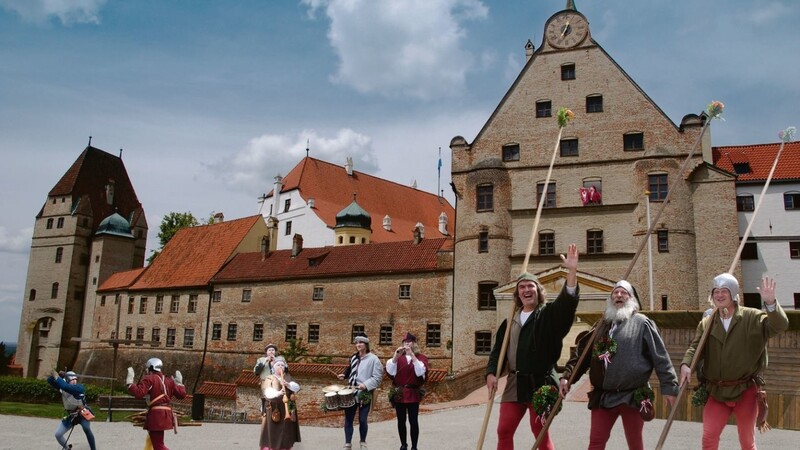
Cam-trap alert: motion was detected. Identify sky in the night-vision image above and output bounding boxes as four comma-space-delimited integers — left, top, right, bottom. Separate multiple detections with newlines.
0, 0, 798, 343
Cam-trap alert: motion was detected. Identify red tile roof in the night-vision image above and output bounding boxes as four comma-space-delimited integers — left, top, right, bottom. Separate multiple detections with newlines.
713, 141, 800, 182
48, 146, 145, 232
129, 215, 264, 290
235, 364, 447, 388
213, 238, 452, 283
197, 381, 237, 399
97, 268, 146, 292
271, 157, 454, 243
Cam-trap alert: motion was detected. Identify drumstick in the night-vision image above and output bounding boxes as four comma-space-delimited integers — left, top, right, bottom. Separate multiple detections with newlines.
325, 368, 340, 378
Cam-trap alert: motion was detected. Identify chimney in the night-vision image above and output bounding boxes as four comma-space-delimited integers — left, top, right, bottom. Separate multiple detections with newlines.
291, 234, 303, 257
383, 215, 392, 231
413, 223, 424, 245
271, 175, 283, 218
438, 211, 448, 235
213, 212, 224, 223
261, 236, 270, 261
345, 157, 354, 176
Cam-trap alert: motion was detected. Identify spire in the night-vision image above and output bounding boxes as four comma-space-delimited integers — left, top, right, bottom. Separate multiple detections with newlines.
306, 139, 310, 158
88, 135, 92, 147
566, 0, 576, 11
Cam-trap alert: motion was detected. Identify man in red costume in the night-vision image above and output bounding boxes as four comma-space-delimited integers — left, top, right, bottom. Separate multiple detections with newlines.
127, 357, 187, 450
386, 332, 429, 450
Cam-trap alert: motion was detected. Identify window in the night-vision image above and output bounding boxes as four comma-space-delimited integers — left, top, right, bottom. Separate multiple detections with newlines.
242, 289, 252, 302
478, 282, 498, 310
581, 180, 602, 205
502, 144, 520, 162
661, 295, 668, 311
285, 221, 292, 236
139, 297, 148, 314
136, 327, 144, 346
285, 324, 297, 342
211, 323, 222, 341
742, 293, 761, 309
308, 324, 320, 343
170, 295, 180, 313
478, 231, 489, 253
648, 174, 668, 201
51, 282, 59, 299
349, 236, 356, 244
57, 217, 64, 228
399, 284, 411, 299
476, 184, 493, 212
125, 327, 132, 341
351, 325, 365, 342
475, 331, 492, 355
155, 295, 164, 314
426, 323, 441, 347
380, 325, 393, 345
784, 192, 800, 210
46, 218, 54, 229
227, 323, 238, 341
188, 294, 198, 313
560, 139, 578, 157
253, 323, 264, 341
100, 295, 105, 306
536, 100, 552, 118
587, 230, 604, 254
657, 230, 669, 253
55, 247, 63, 263
539, 231, 555, 255
212, 290, 221, 302
284, 198, 291, 213
313, 286, 324, 301
29, 289, 36, 301
537, 182, 556, 208
586, 95, 603, 113
737, 194, 755, 211
794, 293, 800, 309
127, 297, 135, 314
74, 290, 84, 302
183, 328, 194, 348
151, 328, 161, 345
623, 133, 644, 151
741, 242, 758, 260
561, 63, 575, 80
790, 242, 800, 259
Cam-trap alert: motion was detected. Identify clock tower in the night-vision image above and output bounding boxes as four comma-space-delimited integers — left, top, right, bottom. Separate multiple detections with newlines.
543, 0, 591, 51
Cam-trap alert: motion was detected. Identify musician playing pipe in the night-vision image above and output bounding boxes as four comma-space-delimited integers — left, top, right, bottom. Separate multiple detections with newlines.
259, 355, 301, 450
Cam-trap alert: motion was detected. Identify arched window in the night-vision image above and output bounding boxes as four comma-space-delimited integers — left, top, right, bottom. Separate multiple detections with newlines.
29, 289, 36, 301
51, 282, 59, 299
55, 247, 63, 263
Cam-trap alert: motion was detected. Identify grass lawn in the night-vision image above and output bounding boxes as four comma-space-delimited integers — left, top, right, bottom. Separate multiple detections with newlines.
0, 401, 119, 422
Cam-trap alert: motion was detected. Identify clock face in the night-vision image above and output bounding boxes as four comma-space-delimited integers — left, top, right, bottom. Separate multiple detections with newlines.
546, 12, 589, 49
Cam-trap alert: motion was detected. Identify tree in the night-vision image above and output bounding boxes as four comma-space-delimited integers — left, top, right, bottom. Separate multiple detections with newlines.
0, 342, 10, 375
147, 212, 199, 264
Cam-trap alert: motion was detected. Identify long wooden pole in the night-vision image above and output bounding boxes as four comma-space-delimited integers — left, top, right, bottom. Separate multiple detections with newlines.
476, 123, 566, 450
532, 103, 722, 450
655, 126, 793, 449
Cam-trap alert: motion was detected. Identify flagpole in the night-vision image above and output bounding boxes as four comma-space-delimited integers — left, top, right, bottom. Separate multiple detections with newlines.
646, 191, 654, 310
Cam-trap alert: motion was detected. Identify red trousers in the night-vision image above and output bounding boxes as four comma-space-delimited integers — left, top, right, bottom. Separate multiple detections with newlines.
701, 385, 758, 450
588, 404, 644, 450
148, 430, 167, 450
496, 402, 554, 450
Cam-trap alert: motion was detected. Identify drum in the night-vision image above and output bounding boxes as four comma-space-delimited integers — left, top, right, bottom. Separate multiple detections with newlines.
322, 384, 344, 393
324, 391, 340, 410
337, 388, 356, 408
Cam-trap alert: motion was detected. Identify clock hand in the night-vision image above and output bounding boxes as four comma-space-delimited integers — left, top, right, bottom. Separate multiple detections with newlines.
560, 22, 570, 38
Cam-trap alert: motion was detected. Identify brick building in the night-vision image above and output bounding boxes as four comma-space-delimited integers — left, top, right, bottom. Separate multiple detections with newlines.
16, 145, 147, 378
449, 2, 739, 372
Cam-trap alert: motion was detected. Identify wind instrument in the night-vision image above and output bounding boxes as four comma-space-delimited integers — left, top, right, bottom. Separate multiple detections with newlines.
281, 371, 292, 421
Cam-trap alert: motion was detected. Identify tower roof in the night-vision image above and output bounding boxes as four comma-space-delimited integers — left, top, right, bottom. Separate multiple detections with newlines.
335, 198, 371, 229
95, 212, 133, 238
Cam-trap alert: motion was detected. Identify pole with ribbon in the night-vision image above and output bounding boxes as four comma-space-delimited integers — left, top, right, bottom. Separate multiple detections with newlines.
476, 107, 575, 450
532, 101, 726, 450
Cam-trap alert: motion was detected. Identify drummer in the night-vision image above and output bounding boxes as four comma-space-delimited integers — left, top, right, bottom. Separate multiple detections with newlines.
337, 332, 384, 450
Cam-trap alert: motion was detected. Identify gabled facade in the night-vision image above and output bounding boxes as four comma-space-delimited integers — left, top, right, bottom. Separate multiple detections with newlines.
714, 141, 800, 309
262, 156, 454, 249
449, 2, 739, 372
17, 145, 147, 377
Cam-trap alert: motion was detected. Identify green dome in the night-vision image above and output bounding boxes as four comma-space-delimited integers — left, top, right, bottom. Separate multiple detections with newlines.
335, 200, 371, 229
95, 212, 133, 237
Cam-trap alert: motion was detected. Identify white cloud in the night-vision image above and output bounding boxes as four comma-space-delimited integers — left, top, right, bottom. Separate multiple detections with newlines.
210, 128, 379, 193
301, 0, 488, 100
0, 226, 31, 254
0, 0, 106, 25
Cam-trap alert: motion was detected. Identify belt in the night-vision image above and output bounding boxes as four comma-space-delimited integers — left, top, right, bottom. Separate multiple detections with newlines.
150, 405, 173, 411
707, 376, 753, 388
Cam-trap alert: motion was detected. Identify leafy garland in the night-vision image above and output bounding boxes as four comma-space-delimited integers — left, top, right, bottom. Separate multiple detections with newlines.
357, 390, 372, 406
531, 385, 562, 421
592, 335, 618, 368
388, 385, 402, 404
556, 107, 576, 128
633, 385, 653, 404
691, 384, 709, 407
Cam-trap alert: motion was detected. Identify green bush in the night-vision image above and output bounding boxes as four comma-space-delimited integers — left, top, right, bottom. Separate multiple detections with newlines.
0, 376, 113, 403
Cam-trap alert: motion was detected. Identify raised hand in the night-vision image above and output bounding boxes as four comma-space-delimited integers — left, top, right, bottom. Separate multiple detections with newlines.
756, 276, 777, 305
126, 367, 135, 385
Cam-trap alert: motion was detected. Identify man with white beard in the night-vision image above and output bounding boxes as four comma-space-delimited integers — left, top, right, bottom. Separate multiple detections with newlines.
559, 280, 678, 450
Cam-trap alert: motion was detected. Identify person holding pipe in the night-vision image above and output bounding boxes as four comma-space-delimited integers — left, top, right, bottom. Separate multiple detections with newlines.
680, 274, 788, 450
485, 243, 579, 450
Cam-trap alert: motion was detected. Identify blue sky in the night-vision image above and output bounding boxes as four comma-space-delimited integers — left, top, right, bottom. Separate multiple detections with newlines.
1, 0, 798, 343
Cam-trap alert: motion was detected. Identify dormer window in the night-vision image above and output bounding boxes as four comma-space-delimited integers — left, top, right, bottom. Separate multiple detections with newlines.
732, 162, 752, 175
